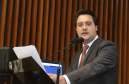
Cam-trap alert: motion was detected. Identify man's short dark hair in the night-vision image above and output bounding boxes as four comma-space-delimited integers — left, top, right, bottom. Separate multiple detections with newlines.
75, 9, 98, 28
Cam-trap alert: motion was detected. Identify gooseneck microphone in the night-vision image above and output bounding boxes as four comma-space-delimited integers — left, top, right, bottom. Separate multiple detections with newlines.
56, 37, 84, 84
45, 37, 83, 60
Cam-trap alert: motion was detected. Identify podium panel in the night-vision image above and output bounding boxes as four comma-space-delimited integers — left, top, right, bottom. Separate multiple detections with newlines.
12, 57, 55, 84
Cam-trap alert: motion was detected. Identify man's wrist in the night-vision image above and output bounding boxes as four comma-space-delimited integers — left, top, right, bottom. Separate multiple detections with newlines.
59, 76, 67, 84
63, 75, 71, 84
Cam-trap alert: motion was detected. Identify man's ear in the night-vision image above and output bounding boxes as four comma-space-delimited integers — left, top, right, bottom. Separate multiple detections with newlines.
76, 27, 77, 31
95, 26, 98, 31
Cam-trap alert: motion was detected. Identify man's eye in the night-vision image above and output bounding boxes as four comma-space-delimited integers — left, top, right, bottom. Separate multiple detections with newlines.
78, 23, 83, 27
86, 22, 92, 26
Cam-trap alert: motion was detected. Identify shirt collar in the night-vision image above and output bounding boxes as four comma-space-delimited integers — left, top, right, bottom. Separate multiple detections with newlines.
83, 35, 98, 47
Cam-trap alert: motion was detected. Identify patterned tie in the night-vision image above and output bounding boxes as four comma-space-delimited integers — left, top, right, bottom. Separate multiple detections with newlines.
79, 45, 89, 68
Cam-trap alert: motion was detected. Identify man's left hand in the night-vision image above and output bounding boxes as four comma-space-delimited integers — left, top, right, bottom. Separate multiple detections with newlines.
48, 74, 67, 84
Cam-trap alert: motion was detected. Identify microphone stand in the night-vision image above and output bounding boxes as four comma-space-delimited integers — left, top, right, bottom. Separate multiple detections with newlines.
56, 43, 75, 84
45, 38, 77, 60
45, 43, 71, 60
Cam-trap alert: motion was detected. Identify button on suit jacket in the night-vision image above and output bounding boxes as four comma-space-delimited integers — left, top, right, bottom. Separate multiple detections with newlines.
65, 37, 119, 84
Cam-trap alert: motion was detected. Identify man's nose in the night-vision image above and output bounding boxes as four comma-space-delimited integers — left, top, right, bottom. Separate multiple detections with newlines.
82, 24, 87, 30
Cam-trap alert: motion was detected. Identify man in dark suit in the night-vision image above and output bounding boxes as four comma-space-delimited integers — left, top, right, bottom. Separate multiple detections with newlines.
48, 9, 119, 84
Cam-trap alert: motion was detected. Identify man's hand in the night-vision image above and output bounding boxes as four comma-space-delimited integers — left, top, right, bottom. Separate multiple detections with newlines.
48, 74, 67, 84
48, 74, 57, 83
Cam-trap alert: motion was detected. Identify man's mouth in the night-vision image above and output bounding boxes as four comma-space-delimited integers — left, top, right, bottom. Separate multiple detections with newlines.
82, 32, 89, 35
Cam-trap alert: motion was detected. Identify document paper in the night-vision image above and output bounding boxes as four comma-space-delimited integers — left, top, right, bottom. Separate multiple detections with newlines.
13, 45, 46, 72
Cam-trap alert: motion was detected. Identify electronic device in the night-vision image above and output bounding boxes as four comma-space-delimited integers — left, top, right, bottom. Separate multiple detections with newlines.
42, 60, 65, 75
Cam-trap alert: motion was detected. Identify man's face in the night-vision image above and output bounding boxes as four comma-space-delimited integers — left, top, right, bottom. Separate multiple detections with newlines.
76, 14, 98, 44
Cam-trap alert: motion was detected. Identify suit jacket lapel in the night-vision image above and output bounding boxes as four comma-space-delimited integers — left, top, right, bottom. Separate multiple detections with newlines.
82, 37, 103, 65
72, 49, 82, 70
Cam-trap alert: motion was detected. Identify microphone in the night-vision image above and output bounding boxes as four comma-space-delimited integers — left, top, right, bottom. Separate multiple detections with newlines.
76, 37, 84, 43
45, 37, 83, 60
70, 37, 77, 44
56, 37, 84, 84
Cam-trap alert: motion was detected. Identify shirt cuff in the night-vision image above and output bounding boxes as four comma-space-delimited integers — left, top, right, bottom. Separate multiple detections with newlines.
63, 75, 71, 84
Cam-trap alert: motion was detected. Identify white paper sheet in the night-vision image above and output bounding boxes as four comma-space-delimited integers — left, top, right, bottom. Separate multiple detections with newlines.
13, 45, 46, 72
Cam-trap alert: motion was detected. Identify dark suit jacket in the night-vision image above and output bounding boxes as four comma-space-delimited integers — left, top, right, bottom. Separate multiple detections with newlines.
65, 37, 119, 84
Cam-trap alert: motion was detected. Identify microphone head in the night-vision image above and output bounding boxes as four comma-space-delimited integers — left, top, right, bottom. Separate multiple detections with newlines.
77, 37, 84, 43
70, 38, 77, 44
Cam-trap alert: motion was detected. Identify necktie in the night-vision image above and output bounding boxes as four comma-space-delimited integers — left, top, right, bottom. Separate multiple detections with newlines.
79, 45, 89, 68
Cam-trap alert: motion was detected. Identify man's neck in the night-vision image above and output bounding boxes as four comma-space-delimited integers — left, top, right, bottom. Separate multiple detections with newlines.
83, 35, 98, 46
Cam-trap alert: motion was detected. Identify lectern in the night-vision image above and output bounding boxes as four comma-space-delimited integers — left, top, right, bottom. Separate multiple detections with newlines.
10, 57, 55, 84
0, 47, 55, 84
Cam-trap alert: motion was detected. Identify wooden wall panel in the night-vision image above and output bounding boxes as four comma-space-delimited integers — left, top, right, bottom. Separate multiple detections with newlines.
47, 0, 55, 60
108, 0, 113, 41
30, 0, 38, 45
98, 0, 103, 36
0, 0, 7, 46
58, 0, 67, 61
83, 0, 88, 9
70, 0, 77, 62
64, 0, 72, 70
0, 0, 2, 27
11, 0, 20, 47
17, 0, 26, 46
5, 0, 13, 46
0, 0, 129, 84
76, 0, 82, 54
93, 0, 98, 17
53, 0, 61, 61
41, 0, 49, 59
118, 0, 123, 83
121, 0, 127, 83
78, 0, 83, 10
36, 0, 44, 55
113, 0, 118, 45
103, 0, 108, 40
127, 1, 129, 83
24, 0, 32, 46
88, 0, 93, 11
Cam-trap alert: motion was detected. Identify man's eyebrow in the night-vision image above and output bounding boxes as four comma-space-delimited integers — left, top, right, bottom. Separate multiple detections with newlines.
77, 21, 92, 23
78, 22, 82, 23
77, 22, 83, 24
85, 21, 92, 23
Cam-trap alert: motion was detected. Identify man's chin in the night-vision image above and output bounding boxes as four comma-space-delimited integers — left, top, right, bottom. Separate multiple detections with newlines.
79, 36, 89, 41
82, 37, 89, 40
83, 38, 91, 43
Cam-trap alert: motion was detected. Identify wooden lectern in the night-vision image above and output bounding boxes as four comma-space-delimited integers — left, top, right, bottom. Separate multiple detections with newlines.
10, 57, 55, 84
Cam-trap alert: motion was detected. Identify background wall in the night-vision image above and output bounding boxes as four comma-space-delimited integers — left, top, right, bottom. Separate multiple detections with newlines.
0, 0, 129, 84
0, 0, 2, 28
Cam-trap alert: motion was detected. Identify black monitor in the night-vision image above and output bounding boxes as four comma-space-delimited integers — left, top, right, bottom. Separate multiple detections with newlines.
0, 47, 17, 73
42, 60, 65, 75
0, 47, 17, 83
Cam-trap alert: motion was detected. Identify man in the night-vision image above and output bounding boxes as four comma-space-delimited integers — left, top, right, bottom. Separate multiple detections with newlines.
48, 9, 119, 84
